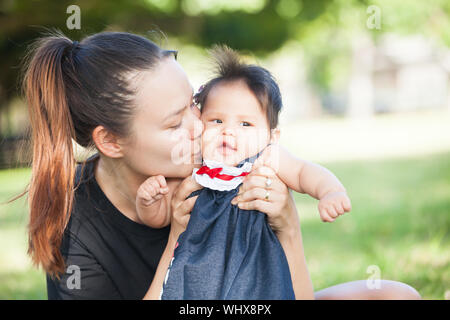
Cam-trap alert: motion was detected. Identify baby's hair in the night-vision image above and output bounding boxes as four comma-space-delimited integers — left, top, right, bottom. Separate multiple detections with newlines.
194, 45, 282, 129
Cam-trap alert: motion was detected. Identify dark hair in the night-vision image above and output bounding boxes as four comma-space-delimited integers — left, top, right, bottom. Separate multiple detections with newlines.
194, 45, 282, 129
20, 30, 176, 278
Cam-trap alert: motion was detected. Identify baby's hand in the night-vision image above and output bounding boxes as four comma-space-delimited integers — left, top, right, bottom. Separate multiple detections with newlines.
136, 175, 169, 208
318, 191, 352, 222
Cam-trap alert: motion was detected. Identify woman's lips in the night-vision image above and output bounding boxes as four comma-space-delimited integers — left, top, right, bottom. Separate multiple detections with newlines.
191, 141, 203, 164
192, 150, 202, 163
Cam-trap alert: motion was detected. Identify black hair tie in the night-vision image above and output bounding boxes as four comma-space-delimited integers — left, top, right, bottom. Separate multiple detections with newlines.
68, 40, 80, 61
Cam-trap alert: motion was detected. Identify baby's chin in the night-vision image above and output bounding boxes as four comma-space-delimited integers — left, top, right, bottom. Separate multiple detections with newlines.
202, 151, 246, 167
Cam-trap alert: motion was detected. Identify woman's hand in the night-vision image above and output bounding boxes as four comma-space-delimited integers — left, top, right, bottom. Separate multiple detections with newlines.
169, 176, 202, 241
232, 165, 298, 236
231, 144, 299, 235
143, 176, 202, 300
231, 146, 314, 299
231, 145, 300, 237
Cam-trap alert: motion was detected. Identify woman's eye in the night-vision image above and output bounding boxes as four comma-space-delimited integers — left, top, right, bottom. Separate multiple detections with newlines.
240, 121, 251, 127
212, 119, 222, 124
170, 121, 182, 129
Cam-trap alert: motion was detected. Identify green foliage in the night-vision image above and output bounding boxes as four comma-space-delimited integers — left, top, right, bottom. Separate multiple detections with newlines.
0, 0, 449, 115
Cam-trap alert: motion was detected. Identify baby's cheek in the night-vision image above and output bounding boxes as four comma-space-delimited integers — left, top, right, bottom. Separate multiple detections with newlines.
238, 130, 270, 157
202, 126, 219, 145
201, 126, 219, 156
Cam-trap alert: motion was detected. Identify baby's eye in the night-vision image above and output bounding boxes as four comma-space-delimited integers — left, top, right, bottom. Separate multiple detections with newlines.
240, 121, 252, 127
211, 119, 222, 124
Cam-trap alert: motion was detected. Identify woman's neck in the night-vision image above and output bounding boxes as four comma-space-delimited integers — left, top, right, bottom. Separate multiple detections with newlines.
94, 156, 143, 223
94, 155, 183, 225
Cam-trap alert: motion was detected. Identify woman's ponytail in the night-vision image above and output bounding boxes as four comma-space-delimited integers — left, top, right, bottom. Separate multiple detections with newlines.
23, 35, 77, 278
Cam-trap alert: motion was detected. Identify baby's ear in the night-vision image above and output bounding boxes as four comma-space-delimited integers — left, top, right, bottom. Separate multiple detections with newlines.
270, 128, 280, 144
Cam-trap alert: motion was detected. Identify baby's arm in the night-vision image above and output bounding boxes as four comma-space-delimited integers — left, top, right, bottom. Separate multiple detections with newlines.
136, 175, 171, 228
262, 145, 351, 222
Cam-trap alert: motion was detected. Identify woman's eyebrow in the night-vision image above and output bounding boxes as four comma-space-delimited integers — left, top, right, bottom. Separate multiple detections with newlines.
165, 89, 194, 121
164, 106, 186, 121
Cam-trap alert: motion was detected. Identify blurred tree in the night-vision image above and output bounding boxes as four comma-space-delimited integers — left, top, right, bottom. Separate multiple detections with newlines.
0, 0, 449, 126
0, 0, 334, 117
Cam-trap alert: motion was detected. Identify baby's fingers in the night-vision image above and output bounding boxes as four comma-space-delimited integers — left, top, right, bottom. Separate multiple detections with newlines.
319, 206, 335, 222
160, 187, 170, 194
138, 182, 157, 199
328, 207, 339, 219
155, 175, 167, 188
148, 176, 169, 195
153, 194, 164, 201
151, 177, 169, 195
334, 202, 345, 215
343, 197, 352, 212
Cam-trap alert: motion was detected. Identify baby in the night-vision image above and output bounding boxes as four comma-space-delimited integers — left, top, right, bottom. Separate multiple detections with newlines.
136, 46, 351, 228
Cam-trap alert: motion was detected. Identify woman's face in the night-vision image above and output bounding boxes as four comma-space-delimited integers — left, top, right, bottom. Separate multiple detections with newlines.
120, 57, 203, 178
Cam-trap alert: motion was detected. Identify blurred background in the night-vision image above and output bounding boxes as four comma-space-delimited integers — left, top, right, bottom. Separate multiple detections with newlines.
0, 0, 449, 299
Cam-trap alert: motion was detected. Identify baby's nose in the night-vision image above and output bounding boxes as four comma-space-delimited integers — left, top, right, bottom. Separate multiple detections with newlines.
222, 125, 236, 136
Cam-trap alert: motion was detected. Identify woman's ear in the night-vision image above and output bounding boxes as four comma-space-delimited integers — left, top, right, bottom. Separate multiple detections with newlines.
92, 125, 124, 158
270, 128, 280, 144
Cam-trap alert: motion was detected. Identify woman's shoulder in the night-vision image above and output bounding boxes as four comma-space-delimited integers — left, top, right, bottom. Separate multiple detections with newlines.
71, 153, 103, 222
66, 153, 111, 246
74, 152, 99, 186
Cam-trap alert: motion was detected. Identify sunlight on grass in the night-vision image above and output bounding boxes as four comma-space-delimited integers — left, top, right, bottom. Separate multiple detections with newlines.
280, 109, 450, 163
0, 167, 47, 299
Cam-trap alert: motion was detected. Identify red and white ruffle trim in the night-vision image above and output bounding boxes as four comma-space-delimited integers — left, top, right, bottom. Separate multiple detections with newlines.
192, 159, 253, 191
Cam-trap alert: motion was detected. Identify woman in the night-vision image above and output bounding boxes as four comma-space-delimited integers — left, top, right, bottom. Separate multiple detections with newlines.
21, 31, 420, 300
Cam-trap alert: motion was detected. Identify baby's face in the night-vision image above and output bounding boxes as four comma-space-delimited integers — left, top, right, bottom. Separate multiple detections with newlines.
200, 80, 272, 167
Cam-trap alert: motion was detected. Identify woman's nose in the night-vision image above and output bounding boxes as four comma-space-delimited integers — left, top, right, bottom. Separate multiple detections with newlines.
188, 108, 203, 141
191, 103, 201, 118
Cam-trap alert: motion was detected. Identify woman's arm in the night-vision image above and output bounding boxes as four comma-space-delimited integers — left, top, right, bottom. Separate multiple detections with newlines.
259, 144, 346, 198
274, 190, 314, 299
142, 232, 178, 299
255, 144, 351, 222
142, 176, 202, 299
232, 165, 314, 299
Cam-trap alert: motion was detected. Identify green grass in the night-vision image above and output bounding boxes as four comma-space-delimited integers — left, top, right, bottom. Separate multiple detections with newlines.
0, 152, 449, 299
295, 151, 450, 299
0, 167, 46, 299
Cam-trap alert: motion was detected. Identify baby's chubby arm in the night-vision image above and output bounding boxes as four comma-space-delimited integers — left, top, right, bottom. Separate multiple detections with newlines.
136, 175, 171, 228
258, 145, 351, 222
